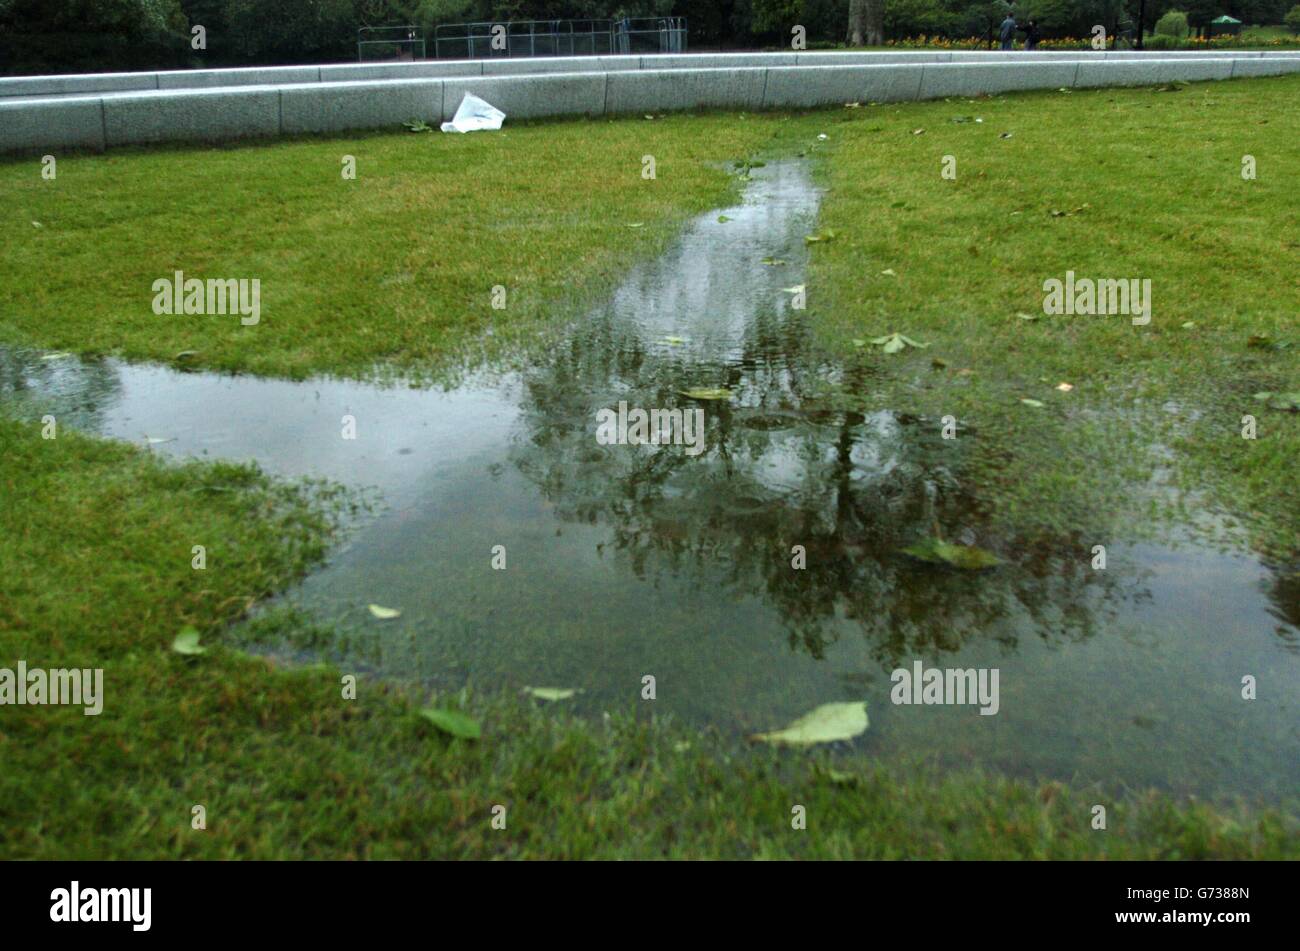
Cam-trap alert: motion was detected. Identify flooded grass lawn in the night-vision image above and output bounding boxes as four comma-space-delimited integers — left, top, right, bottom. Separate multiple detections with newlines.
0, 76, 1296, 858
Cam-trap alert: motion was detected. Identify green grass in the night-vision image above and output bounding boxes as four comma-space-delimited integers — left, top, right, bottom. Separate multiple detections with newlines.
2, 80, 1298, 859
0, 115, 785, 379
0, 417, 1293, 858
1239, 25, 1294, 42
801, 75, 1299, 557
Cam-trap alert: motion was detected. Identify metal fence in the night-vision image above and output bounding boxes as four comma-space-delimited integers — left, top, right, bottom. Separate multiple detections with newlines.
357, 25, 426, 62
433, 18, 687, 60
615, 18, 688, 55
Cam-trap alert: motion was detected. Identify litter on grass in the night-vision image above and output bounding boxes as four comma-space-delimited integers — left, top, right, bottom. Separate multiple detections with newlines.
441, 94, 506, 134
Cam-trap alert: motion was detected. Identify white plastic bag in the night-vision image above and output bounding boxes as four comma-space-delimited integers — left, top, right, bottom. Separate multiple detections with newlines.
440, 93, 506, 134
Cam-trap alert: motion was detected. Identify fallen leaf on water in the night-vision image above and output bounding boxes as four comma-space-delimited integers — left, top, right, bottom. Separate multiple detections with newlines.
750, 702, 869, 747
902, 538, 1002, 570
761, 257, 787, 266
368, 604, 402, 620
661, 336, 686, 345
524, 687, 580, 701
717, 215, 732, 223
781, 284, 806, 295
40, 352, 71, 361
419, 707, 480, 739
679, 387, 733, 401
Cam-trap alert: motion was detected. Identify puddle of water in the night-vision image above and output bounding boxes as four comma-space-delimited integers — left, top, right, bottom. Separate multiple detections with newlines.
3, 161, 1297, 803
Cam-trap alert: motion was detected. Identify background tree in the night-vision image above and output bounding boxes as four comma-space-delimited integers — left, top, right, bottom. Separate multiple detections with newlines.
847, 0, 885, 43
0, 0, 188, 73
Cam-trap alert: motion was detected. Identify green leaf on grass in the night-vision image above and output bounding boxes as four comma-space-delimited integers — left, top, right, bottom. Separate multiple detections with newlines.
750, 701, 869, 747
1253, 392, 1300, 411
869, 332, 929, 354
419, 707, 481, 739
368, 604, 402, 619
171, 626, 206, 655
1020, 398, 1046, 408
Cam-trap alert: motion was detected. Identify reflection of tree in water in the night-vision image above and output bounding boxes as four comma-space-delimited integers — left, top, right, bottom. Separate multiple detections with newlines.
0, 347, 122, 431
1264, 562, 1300, 653
511, 307, 1138, 671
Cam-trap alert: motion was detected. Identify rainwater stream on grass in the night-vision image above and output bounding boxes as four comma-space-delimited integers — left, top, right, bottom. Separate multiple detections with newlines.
3, 160, 1297, 802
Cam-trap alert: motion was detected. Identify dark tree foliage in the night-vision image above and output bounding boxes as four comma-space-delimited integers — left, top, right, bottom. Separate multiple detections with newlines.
0, 0, 1284, 75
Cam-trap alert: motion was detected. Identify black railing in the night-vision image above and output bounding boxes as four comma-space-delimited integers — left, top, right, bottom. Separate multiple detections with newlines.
433, 18, 686, 60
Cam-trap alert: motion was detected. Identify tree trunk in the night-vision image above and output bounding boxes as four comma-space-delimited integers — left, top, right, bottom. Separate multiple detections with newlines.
848, 0, 883, 46
848, 0, 867, 46
865, 0, 884, 46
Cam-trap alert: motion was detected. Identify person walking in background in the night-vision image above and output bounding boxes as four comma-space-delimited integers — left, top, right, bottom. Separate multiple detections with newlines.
999, 14, 1017, 50
1020, 18, 1040, 50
